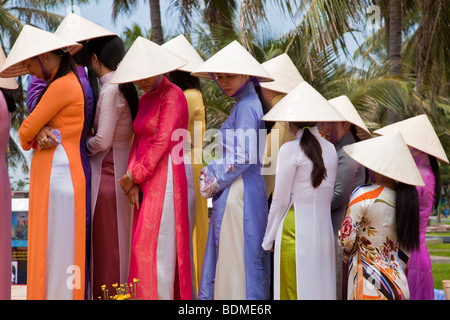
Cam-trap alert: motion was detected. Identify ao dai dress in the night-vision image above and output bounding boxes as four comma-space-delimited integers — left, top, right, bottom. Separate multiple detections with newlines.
19, 70, 86, 300
86, 71, 134, 299
339, 185, 410, 300
183, 88, 208, 298
0, 91, 12, 300
198, 82, 270, 300
127, 76, 191, 300
407, 153, 435, 300
262, 127, 338, 300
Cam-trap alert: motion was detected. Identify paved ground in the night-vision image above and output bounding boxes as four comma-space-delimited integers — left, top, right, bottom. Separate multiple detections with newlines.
10, 255, 450, 300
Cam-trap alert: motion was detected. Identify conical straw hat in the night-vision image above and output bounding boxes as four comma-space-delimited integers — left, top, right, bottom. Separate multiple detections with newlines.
162, 35, 204, 73
262, 81, 346, 122
0, 47, 18, 90
0, 25, 82, 78
55, 12, 117, 43
343, 132, 424, 186
328, 95, 372, 140
110, 36, 188, 84
260, 53, 304, 93
191, 40, 274, 82
373, 114, 448, 163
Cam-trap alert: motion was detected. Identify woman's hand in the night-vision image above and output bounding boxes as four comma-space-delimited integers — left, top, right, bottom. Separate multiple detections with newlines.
36, 125, 58, 150
119, 171, 135, 195
127, 184, 141, 210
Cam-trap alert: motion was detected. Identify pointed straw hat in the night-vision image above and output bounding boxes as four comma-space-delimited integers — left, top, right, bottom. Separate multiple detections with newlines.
190, 40, 274, 82
373, 114, 449, 163
0, 47, 18, 90
328, 95, 372, 140
0, 25, 82, 78
110, 36, 188, 84
262, 81, 346, 122
162, 34, 204, 73
55, 12, 117, 43
260, 53, 304, 94
343, 132, 424, 186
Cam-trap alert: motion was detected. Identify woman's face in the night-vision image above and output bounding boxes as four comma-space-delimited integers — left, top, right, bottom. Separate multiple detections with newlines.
23, 57, 46, 80
215, 73, 249, 97
135, 75, 163, 93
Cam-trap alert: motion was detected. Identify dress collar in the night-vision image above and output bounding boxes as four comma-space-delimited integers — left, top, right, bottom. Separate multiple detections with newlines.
99, 71, 114, 86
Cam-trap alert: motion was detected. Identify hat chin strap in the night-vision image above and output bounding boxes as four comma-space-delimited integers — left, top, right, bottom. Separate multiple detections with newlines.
33, 56, 51, 81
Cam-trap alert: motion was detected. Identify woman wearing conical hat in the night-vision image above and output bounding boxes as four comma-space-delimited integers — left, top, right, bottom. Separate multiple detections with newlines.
86, 35, 139, 300
338, 133, 424, 300
191, 40, 274, 300
320, 95, 371, 299
162, 34, 208, 299
114, 37, 192, 300
261, 81, 345, 300
260, 53, 304, 200
0, 46, 19, 300
27, 13, 119, 300
374, 115, 448, 300
0, 25, 86, 300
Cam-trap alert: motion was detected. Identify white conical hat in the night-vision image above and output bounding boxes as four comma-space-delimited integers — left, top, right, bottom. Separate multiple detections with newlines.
191, 40, 274, 82
55, 12, 117, 43
162, 34, 204, 73
343, 132, 424, 186
0, 25, 82, 78
0, 47, 18, 90
373, 114, 449, 163
110, 36, 188, 84
262, 81, 346, 122
328, 95, 372, 140
260, 53, 304, 93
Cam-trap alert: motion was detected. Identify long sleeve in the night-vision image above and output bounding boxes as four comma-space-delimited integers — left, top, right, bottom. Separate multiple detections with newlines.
199, 99, 261, 198
331, 150, 360, 211
130, 90, 187, 184
262, 143, 296, 250
86, 86, 126, 156
19, 73, 80, 151
26, 75, 47, 113
338, 188, 368, 261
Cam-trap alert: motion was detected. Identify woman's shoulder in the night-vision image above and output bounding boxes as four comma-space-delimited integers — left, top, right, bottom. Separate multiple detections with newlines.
47, 71, 83, 98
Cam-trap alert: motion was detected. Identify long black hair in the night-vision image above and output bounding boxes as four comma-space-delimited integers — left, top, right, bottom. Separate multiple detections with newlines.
1, 88, 18, 113
292, 122, 327, 188
168, 70, 207, 127
396, 182, 420, 252
87, 36, 139, 121
73, 41, 99, 116
254, 83, 273, 133
429, 155, 442, 210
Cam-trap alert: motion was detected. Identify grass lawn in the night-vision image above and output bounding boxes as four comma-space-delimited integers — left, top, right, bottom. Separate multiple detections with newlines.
427, 243, 450, 290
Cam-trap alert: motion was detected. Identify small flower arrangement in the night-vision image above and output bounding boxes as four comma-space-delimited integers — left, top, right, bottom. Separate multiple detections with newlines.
99, 278, 140, 300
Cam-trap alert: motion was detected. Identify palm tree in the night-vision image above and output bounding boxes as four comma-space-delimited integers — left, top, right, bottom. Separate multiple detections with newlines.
112, 0, 164, 44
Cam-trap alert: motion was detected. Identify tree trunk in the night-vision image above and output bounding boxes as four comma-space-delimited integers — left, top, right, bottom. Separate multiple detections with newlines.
386, 0, 403, 124
149, 0, 164, 44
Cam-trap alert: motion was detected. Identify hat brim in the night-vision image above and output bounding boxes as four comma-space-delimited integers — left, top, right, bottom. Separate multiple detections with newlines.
373, 114, 449, 163
190, 41, 274, 82
260, 53, 304, 93
0, 25, 82, 78
328, 95, 372, 140
55, 13, 117, 43
343, 132, 424, 186
110, 37, 188, 84
162, 35, 204, 73
262, 81, 346, 122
